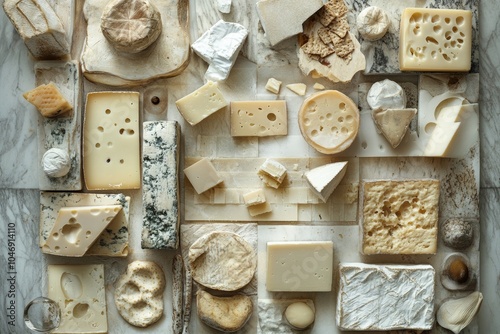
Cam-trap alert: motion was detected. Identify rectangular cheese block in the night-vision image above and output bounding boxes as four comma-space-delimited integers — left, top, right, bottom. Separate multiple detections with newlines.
84, 91, 140, 190
266, 241, 333, 291
230, 100, 287, 137
42, 205, 122, 256
40, 192, 130, 257
248, 201, 272, 216
35, 61, 82, 191
175, 81, 228, 125
337, 263, 435, 331
184, 158, 223, 194
399, 8, 472, 71
141, 121, 180, 249
48, 264, 107, 333
361, 180, 439, 255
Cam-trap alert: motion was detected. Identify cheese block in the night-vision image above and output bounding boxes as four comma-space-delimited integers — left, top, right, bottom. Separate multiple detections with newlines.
372, 108, 416, 148
286, 83, 306, 96
258, 159, 287, 188
266, 241, 333, 292
188, 231, 257, 291
23, 82, 72, 117
256, 0, 323, 46
84, 91, 140, 190
141, 121, 180, 250
40, 192, 130, 257
48, 264, 107, 333
361, 180, 439, 255
3, 0, 70, 59
305, 161, 348, 202
298, 90, 359, 154
243, 189, 266, 207
100, 0, 162, 53
265, 78, 281, 94
230, 100, 287, 137
42, 205, 122, 257
184, 158, 223, 194
424, 122, 461, 156
399, 8, 472, 71
175, 81, 228, 126
337, 263, 435, 331
248, 201, 272, 217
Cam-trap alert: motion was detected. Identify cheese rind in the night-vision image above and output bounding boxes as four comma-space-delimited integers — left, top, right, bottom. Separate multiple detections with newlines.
372, 108, 416, 148
42, 205, 122, 257
141, 121, 180, 249
337, 263, 435, 331
266, 241, 333, 292
175, 81, 228, 125
305, 161, 348, 202
230, 100, 287, 137
184, 158, 223, 194
48, 264, 107, 333
84, 91, 140, 190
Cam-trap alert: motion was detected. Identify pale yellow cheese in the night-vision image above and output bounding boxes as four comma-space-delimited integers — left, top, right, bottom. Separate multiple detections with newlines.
42, 205, 122, 257
230, 100, 287, 136
23, 82, 72, 117
286, 83, 306, 96
258, 159, 287, 188
175, 81, 228, 125
424, 122, 461, 156
84, 91, 140, 190
248, 201, 272, 217
184, 158, 223, 194
399, 8, 472, 71
372, 108, 416, 148
243, 189, 266, 207
265, 78, 282, 94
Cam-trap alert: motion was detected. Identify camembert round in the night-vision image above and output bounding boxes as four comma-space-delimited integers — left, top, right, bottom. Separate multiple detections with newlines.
298, 90, 360, 154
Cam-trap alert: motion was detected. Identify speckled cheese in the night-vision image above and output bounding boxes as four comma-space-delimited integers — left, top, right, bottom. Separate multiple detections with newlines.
337, 263, 435, 331
141, 121, 180, 249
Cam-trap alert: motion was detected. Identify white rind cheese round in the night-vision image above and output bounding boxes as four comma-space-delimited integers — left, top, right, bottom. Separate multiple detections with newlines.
367, 79, 406, 111
188, 231, 256, 291
298, 90, 360, 154
101, 0, 162, 54
356, 6, 390, 41
285, 302, 315, 329
42, 148, 71, 178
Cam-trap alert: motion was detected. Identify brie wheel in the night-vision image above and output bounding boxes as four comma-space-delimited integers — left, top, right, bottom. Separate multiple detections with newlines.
356, 6, 390, 41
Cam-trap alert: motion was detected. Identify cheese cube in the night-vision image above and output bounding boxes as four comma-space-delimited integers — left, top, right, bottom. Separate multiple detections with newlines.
266, 241, 333, 292
248, 202, 272, 216
337, 263, 435, 331
175, 81, 228, 125
48, 264, 107, 333
265, 78, 282, 94
258, 159, 287, 188
361, 180, 439, 255
230, 100, 287, 137
399, 8, 472, 71
243, 189, 266, 207
84, 92, 140, 190
42, 205, 122, 257
23, 82, 72, 117
184, 158, 223, 194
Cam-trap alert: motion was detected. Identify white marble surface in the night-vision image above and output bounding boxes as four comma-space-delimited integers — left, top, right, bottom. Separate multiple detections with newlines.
0, 1, 499, 334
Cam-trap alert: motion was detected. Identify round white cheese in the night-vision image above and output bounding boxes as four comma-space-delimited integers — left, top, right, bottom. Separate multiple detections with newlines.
357, 6, 390, 41
285, 302, 315, 329
42, 148, 71, 178
101, 0, 162, 53
367, 79, 406, 111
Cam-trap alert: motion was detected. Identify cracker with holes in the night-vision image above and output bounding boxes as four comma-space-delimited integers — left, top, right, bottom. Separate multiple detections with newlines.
361, 180, 440, 255
298, 90, 359, 154
114, 261, 166, 327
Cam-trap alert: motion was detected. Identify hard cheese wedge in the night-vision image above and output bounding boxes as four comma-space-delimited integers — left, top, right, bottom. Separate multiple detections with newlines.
372, 108, 416, 148
42, 205, 122, 257
305, 161, 348, 202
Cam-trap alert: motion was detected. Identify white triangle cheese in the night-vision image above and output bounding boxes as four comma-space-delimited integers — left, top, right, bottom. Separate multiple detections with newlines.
42, 205, 122, 257
286, 83, 307, 96
372, 108, 416, 148
305, 161, 348, 202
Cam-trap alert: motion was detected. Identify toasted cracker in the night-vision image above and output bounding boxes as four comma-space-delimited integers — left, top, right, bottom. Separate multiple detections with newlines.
331, 16, 350, 38
301, 36, 335, 58
318, 27, 333, 44
316, 8, 336, 27
332, 33, 354, 58
324, 0, 348, 19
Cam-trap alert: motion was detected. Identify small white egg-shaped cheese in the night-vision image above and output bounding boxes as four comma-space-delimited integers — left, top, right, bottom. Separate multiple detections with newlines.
285, 302, 315, 329
42, 148, 71, 178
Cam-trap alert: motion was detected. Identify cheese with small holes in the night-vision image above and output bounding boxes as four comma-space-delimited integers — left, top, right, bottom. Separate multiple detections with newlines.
42, 205, 122, 257
258, 159, 287, 188
23, 82, 72, 117
230, 100, 287, 137
305, 161, 348, 202
361, 180, 439, 255
184, 158, 223, 194
266, 241, 333, 292
337, 263, 435, 331
399, 8, 472, 71
175, 81, 228, 125
48, 264, 107, 333
83, 92, 140, 190
141, 121, 180, 250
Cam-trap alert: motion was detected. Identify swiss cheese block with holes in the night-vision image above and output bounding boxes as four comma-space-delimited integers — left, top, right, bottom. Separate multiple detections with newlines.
84, 92, 140, 190
230, 100, 287, 136
298, 90, 359, 154
361, 180, 440, 255
399, 8, 472, 71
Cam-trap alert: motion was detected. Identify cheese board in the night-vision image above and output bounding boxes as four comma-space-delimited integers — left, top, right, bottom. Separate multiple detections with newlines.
1, 0, 482, 333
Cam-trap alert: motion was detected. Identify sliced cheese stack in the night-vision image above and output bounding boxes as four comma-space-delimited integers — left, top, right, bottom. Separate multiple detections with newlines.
258, 159, 287, 189
243, 189, 272, 217
23, 82, 72, 118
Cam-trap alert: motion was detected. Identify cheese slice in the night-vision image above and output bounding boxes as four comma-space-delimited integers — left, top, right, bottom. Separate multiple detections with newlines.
286, 83, 306, 96
184, 158, 223, 194
305, 161, 348, 202
230, 100, 287, 137
265, 78, 282, 94
372, 108, 416, 148
42, 205, 122, 257
48, 264, 107, 333
424, 122, 461, 156
23, 82, 72, 117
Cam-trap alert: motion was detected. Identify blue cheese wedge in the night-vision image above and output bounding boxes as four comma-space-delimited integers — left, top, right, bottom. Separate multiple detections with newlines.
40, 192, 130, 257
141, 121, 181, 249
337, 263, 435, 331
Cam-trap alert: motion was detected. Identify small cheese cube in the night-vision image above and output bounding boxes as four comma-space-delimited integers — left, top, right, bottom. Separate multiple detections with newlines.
184, 158, 223, 194
243, 189, 266, 207
265, 78, 282, 94
286, 83, 306, 96
230, 101, 287, 137
23, 82, 72, 117
175, 81, 228, 125
258, 159, 287, 188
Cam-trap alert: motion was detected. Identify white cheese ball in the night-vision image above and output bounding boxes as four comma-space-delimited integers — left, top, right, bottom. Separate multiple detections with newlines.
357, 6, 390, 41
42, 148, 71, 178
285, 302, 315, 329
367, 79, 406, 111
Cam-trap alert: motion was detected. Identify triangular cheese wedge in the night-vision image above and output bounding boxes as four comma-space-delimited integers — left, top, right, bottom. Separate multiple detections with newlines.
373, 108, 416, 148
42, 205, 122, 257
286, 83, 307, 96
305, 161, 348, 202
